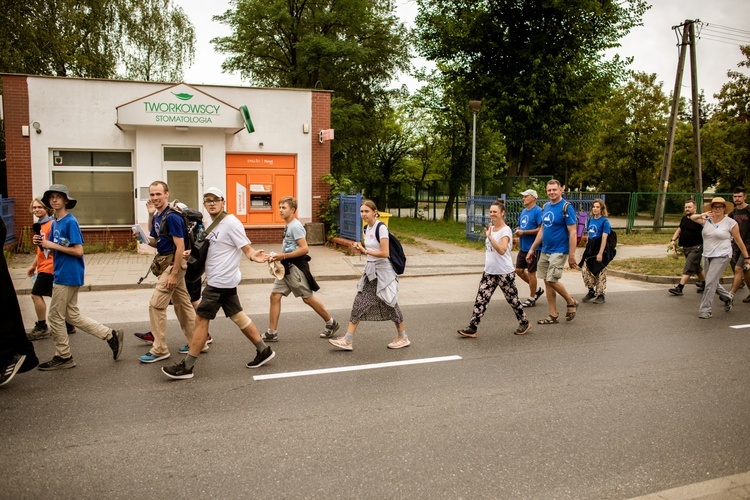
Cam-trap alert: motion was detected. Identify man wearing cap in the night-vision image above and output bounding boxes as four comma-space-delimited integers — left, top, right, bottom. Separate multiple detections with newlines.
33, 184, 124, 370
526, 179, 579, 324
162, 187, 274, 380
514, 189, 545, 308
262, 196, 339, 342
137, 181, 196, 364
729, 187, 750, 302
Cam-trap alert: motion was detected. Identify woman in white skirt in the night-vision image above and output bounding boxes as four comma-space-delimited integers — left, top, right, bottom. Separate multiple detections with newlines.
329, 200, 409, 351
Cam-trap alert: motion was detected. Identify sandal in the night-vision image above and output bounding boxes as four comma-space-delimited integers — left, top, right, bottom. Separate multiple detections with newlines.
743, 295, 750, 303
514, 323, 532, 335
565, 300, 579, 321
521, 297, 536, 308
537, 315, 559, 325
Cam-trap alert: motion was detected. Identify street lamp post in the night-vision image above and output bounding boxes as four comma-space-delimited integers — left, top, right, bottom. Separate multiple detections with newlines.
469, 100, 482, 232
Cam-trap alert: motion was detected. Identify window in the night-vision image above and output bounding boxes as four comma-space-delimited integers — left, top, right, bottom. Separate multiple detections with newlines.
51, 150, 134, 226
163, 147, 201, 162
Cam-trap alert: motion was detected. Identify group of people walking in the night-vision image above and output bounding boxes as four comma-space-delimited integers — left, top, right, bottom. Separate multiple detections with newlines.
669, 188, 750, 318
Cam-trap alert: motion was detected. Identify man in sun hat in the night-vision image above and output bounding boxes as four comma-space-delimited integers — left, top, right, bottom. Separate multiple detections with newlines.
729, 187, 750, 302
33, 184, 124, 370
514, 188, 544, 308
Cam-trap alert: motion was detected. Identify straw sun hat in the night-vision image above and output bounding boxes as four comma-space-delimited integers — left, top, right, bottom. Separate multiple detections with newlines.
702, 197, 734, 214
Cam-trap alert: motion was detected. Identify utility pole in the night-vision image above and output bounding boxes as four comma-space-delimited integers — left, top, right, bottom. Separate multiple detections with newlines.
654, 19, 702, 230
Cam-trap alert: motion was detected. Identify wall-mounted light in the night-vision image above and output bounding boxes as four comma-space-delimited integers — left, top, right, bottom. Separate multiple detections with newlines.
175, 126, 188, 132
31, 121, 42, 134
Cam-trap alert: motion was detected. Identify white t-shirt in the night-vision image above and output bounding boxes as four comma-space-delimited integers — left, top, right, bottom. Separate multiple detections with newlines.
364, 222, 389, 263
484, 225, 515, 275
702, 216, 737, 258
204, 214, 251, 288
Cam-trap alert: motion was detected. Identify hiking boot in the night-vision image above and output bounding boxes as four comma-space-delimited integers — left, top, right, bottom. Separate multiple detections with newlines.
134, 331, 154, 344
178, 343, 209, 354
38, 355, 76, 371
457, 325, 477, 338
108, 329, 124, 361
668, 286, 684, 296
593, 294, 606, 304
0, 354, 27, 387
246, 347, 275, 368
27, 322, 50, 341
261, 330, 279, 342
320, 319, 341, 338
582, 289, 596, 303
162, 360, 194, 380
696, 281, 705, 292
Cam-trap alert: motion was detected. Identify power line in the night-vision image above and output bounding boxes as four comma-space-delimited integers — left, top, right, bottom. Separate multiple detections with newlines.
703, 23, 750, 36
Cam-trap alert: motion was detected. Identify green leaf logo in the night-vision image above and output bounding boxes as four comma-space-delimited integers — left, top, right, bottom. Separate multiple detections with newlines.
172, 92, 193, 101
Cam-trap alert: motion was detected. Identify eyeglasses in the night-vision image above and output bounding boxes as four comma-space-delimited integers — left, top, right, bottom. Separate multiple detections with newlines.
203, 198, 223, 205
711, 205, 724, 210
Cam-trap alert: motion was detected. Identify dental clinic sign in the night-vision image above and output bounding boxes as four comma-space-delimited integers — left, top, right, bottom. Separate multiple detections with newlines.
116, 83, 244, 131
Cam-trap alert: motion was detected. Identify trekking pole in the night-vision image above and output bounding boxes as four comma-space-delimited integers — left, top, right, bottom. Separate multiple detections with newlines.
137, 267, 151, 285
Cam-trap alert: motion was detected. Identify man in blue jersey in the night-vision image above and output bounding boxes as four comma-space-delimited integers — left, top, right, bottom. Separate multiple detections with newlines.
34, 184, 124, 370
514, 189, 544, 308
526, 180, 579, 324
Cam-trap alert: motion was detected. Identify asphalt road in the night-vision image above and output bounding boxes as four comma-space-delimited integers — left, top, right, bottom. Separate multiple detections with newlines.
2, 281, 749, 499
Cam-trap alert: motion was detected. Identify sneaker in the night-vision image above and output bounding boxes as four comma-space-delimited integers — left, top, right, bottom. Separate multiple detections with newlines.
261, 330, 279, 342
320, 319, 341, 338
534, 287, 545, 300
582, 290, 596, 303
134, 331, 155, 344
66, 324, 76, 334
27, 323, 50, 341
246, 347, 275, 368
178, 343, 209, 354
514, 323, 532, 335
668, 286, 684, 296
698, 312, 712, 319
593, 294, 605, 304
206, 333, 213, 344
162, 360, 194, 380
0, 354, 27, 386
721, 293, 734, 312
387, 336, 411, 349
139, 352, 170, 363
108, 329, 124, 361
457, 325, 477, 338
328, 337, 353, 351
696, 281, 705, 292
38, 355, 76, 370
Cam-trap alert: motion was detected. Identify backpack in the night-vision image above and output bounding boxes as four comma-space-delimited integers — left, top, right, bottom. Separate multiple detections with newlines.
375, 221, 406, 275
159, 201, 204, 252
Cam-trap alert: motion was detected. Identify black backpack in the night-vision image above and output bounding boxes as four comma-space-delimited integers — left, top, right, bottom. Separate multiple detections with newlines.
375, 221, 406, 275
159, 201, 204, 252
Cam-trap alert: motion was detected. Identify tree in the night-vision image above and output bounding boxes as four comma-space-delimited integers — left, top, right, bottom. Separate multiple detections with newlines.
212, 0, 411, 178
414, 0, 648, 177
118, 0, 195, 82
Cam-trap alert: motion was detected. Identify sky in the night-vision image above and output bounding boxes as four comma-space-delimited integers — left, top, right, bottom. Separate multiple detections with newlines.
175, 0, 750, 102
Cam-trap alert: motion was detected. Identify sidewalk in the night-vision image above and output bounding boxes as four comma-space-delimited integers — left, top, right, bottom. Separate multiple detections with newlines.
8, 240, 669, 295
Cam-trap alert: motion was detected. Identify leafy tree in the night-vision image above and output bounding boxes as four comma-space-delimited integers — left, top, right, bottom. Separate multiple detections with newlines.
212, 0, 411, 178
414, 0, 648, 177
118, 0, 195, 82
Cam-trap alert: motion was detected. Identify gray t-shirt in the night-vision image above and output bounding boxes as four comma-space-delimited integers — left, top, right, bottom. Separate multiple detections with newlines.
282, 219, 306, 253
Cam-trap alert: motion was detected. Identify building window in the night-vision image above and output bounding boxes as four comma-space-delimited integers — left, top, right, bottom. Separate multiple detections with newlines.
163, 147, 201, 162
51, 150, 134, 226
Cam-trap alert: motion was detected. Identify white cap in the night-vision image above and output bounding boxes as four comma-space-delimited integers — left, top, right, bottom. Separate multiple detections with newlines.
204, 187, 225, 199
520, 189, 538, 199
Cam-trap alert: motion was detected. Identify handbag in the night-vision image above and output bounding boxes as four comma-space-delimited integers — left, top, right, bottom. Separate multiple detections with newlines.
150, 253, 174, 277
185, 212, 227, 283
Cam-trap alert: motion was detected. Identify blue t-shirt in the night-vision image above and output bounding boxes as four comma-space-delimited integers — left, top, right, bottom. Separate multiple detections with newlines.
151, 208, 187, 255
541, 199, 576, 254
586, 216, 611, 241
518, 205, 543, 252
51, 213, 85, 287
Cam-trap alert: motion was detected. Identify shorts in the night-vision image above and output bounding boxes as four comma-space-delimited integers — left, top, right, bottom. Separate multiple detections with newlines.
31, 272, 54, 297
196, 285, 244, 320
186, 278, 202, 303
271, 265, 313, 299
515, 250, 539, 273
537, 253, 567, 283
731, 244, 748, 270
682, 245, 703, 275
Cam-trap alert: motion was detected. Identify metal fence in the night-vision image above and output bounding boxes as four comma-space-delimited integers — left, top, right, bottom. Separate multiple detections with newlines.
1, 196, 14, 244
338, 193, 362, 241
